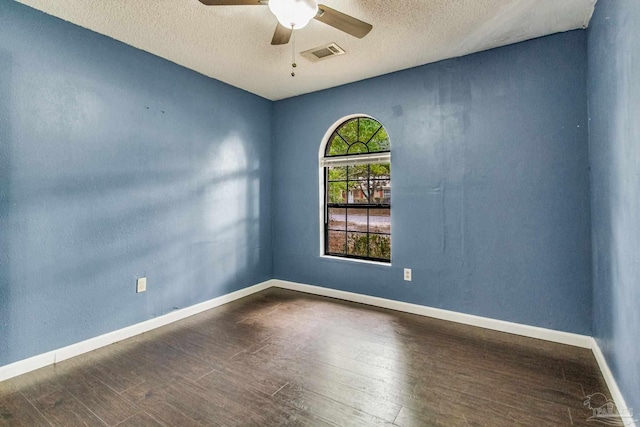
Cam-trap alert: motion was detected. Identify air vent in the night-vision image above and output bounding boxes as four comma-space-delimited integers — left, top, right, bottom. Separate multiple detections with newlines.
301, 43, 345, 63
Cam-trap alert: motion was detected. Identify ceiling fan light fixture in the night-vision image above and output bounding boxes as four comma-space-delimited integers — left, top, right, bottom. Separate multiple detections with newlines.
268, 0, 318, 29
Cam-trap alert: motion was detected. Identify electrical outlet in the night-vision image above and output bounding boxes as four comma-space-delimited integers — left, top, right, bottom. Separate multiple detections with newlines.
136, 277, 147, 293
404, 268, 412, 281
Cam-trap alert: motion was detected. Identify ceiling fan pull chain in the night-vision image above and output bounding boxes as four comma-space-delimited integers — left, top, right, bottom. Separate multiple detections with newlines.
291, 25, 297, 77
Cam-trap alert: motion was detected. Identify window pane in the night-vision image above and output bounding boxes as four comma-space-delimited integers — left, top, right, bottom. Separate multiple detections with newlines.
328, 181, 346, 204
370, 163, 390, 179
328, 208, 346, 230
347, 181, 370, 204
347, 232, 368, 257
327, 134, 348, 156
369, 234, 391, 260
327, 230, 346, 255
369, 180, 389, 204
369, 208, 390, 234
337, 119, 358, 144
347, 142, 368, 154
347, 208, 368, 232
347, 164, 368, 181
368, 127, 390, 152
359, 118, 381, 144
328, 166, 346, 181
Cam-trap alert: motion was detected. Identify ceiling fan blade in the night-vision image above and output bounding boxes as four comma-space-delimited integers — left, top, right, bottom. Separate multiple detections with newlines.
198, 0, 264, 5
271, 23, 292, 45
314, 4, 372, 38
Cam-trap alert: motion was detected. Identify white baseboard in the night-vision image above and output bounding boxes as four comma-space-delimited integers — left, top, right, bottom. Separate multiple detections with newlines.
0, 280, 272, 383
271, 279, 593, 348
591, 338, 638, 427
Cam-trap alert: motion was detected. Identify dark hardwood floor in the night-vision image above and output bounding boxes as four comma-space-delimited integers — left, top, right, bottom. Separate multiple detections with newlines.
0, 288, 615, 426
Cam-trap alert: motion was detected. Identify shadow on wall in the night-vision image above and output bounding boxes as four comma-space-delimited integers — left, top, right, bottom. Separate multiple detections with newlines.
0, 52, 11, 363
7, 135, 259, 285
190, 132, 262, 303
4, 133, 263, 364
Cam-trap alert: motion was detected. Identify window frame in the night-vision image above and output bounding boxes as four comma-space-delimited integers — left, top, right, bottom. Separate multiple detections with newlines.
318, 115, 391, 264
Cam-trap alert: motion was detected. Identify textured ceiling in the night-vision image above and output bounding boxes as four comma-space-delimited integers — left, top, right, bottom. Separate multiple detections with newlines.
15, 0, 596, 100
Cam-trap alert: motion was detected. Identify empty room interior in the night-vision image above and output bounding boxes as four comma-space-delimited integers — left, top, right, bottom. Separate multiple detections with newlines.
0, 0, 638, 425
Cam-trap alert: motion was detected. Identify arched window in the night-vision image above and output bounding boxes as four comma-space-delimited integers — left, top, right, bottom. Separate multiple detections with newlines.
320, 116, 391, 262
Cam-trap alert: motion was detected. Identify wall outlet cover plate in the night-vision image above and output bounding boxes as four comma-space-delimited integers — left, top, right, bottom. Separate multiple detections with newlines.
137, 277, 147, 293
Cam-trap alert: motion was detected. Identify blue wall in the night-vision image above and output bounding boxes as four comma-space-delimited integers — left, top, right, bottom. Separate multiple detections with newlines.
588, 0, 640, 413
273, 31, 593, 335
0, 1, 272, 365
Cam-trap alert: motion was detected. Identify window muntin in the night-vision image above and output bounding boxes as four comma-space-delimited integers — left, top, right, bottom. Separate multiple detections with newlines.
323, 117, 390, 262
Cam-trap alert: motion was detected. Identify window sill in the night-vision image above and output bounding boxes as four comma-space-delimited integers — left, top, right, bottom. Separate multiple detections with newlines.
320, 255, 392, 267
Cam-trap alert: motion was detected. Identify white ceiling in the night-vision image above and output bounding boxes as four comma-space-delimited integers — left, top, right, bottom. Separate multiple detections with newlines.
15, 0, 596, 101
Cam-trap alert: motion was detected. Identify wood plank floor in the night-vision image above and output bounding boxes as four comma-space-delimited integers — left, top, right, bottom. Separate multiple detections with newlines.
0, 288, 616, 426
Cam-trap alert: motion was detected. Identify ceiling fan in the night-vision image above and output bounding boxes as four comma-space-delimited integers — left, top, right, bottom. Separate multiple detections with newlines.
198, 0, 373, 45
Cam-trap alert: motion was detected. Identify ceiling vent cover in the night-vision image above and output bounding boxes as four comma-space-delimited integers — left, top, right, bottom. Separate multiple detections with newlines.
301, 42, 345, 63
